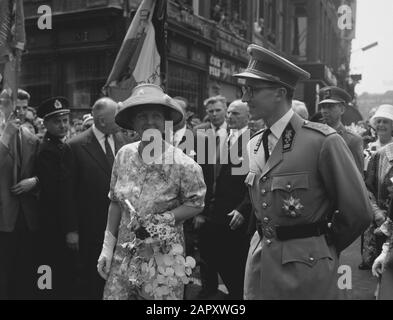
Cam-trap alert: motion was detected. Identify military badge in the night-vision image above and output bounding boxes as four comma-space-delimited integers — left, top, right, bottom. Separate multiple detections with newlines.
323, 89, 331, 99
282, 196, 304, 218
282, 123, 295, 152
54, 99, 62, 109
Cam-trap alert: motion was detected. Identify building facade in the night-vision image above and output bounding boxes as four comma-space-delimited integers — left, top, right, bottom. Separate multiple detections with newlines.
20, 0, 356, 119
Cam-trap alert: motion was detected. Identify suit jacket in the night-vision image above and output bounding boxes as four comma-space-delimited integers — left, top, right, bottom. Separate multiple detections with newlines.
335, 122, 364, 174
37, 132, 77, 235
208, 131, 251, 231
0, 126, 40, 232
65, 128, 129, 246
244, 113, 373, 300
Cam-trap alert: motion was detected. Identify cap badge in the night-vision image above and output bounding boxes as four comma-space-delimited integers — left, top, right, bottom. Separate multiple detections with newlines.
323, 90, 331, 99
54, 100, 62, 109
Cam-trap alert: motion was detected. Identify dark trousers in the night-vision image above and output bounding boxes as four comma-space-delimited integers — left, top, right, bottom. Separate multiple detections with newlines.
36, 229, 79, 300
199, 221, 249, 300
0, 213, 37, 300
80, 240, 105, 300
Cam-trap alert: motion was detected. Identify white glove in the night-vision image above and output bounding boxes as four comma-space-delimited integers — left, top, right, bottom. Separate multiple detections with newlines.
97, 230, 117, 280
372, 243, 390, 278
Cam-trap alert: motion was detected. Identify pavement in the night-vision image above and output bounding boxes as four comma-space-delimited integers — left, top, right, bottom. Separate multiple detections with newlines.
185, 237, 378, 300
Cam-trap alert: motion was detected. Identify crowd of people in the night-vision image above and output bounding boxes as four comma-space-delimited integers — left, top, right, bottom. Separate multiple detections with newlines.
0, 44, 392, 301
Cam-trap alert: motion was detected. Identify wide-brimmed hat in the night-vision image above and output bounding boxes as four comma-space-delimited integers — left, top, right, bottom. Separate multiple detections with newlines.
115, 84, 184, 130
370, 104, 393, 126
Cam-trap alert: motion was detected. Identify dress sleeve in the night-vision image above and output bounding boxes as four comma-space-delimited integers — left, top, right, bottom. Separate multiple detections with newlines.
108, 148, 122, 202
179, 161, 206, 208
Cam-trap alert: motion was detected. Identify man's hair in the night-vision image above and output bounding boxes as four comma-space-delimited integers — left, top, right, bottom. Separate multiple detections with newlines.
203, 95, 227, 108
17, 89, 30, 101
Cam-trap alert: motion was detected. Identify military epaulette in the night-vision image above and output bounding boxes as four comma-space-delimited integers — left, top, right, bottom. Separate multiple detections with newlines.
302, 121, 336, 136
250, 129, 264, 140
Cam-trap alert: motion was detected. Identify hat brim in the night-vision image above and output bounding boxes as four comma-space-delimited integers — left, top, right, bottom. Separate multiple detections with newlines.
370, 113, 393, 126
319, 99, 343, 105
115, 104, 184, 131
43, 109, 70, 120
233, 71, 293, 89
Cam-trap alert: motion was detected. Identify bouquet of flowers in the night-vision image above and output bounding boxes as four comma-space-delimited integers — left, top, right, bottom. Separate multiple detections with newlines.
345, 123, 367, 136
119, 199, 196, 300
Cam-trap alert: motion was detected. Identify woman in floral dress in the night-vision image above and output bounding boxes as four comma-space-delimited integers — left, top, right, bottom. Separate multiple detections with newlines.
97, 84, 206, 300
361, 105, 393, 270
371, 143, 393, 299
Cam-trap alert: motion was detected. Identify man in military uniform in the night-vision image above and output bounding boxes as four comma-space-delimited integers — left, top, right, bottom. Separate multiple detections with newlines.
36, 97, 78, 299
233, 44, 372, 300
318, 86, 364, 173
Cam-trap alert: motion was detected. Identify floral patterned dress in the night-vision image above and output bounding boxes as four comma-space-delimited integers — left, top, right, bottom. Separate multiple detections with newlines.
364, 143, 393, 267
103, 142, 206, 300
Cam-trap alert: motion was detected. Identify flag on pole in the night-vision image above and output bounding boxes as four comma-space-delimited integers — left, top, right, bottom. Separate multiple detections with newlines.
0, 0, 25, 108
104, 0, 167, 102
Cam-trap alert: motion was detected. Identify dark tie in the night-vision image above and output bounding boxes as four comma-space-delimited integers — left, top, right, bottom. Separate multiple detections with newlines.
262, 128, 271, 162
16, 130, 22, 181
104, 134, 115, 167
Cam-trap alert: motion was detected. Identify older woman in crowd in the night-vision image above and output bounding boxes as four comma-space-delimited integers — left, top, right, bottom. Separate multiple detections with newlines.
97, 84, 206, 300
361, 104, 393, 270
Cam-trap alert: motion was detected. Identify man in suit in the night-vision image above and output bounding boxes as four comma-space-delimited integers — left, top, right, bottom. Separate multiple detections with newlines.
36, 97, 78, 299
193, 95, 228, 140
233, 44, 372, 299
0, 89, 40, 299
318, 86, 364, 174
198, 99, 252, 299
65, 97, 129, 299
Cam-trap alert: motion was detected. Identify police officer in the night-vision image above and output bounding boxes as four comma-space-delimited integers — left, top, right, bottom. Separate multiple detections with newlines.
233, 44, 372, 300
319, 86, 364, 173
36, 97, 78, 299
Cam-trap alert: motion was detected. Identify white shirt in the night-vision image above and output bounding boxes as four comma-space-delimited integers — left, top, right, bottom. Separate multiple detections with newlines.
92, 124, 115, 155
228, 125, 248, 148
211, 122, 228, 140
248, 109, 294, 173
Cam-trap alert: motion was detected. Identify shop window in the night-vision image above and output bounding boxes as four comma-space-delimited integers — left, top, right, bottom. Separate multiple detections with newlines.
167, 62, 204, 119
63, 53, 112, 109
253, 0, 265, 38
20, 58, 53, 107
266, 0, 276, 44
291, 4, 307, 58
210, 0, 247, 38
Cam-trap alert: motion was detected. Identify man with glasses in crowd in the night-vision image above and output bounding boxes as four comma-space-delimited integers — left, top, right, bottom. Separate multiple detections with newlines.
233, 44, 372, 299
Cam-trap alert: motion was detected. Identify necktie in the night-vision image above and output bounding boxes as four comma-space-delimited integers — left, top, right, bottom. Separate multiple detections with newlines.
262, 128, 271, 162
104, 134, 115, 167
16, 130, 22, 182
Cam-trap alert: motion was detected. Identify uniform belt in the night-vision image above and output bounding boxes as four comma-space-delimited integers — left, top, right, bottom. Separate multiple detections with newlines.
256, 220, 330, 241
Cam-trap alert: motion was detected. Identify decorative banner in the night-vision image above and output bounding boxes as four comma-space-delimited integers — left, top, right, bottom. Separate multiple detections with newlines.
0, 0, 25, 108
104, 0, 167, 102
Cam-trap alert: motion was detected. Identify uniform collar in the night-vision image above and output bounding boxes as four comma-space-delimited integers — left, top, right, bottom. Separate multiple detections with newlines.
269, 108, 294, 140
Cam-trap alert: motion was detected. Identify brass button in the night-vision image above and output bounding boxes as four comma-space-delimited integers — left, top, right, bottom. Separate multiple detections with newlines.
263, 217, 269, 223
286, 184, 291, 190
266, 239, 272, 245
262, 202, 268, 209
309, 257, 315, 262
261, 189, 267, 195
262, 176, 267, 182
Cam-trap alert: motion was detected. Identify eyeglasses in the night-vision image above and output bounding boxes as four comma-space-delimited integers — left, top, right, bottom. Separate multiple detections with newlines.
241, 85, 278, 98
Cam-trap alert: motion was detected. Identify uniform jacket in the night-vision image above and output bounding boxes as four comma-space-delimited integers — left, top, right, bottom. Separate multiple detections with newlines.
335, 122, 364, 174
64, 128, 129, 246
0, 126, 40, 232
36, 132, 77, 235
244, 113, 372, 300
